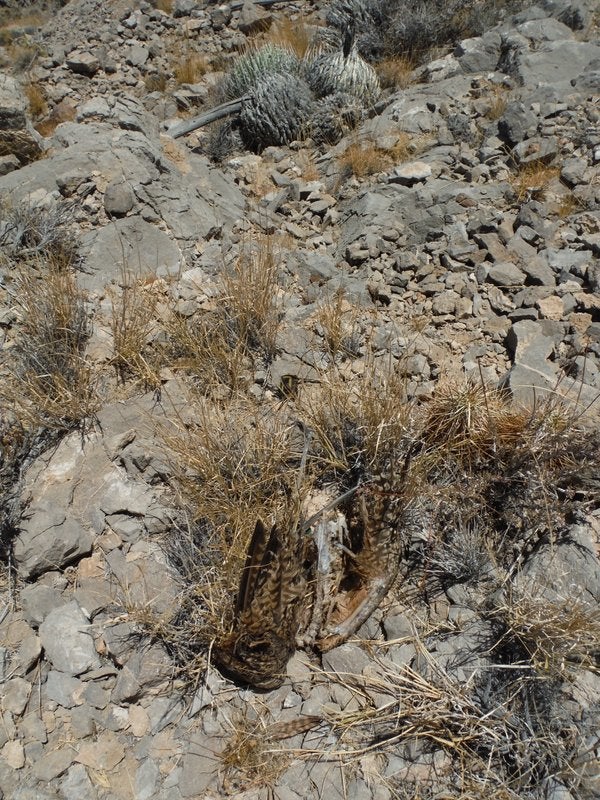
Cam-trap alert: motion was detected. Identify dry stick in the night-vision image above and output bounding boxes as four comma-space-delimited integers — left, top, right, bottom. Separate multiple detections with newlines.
231, 0, 290, 8
168, 98, 245, 139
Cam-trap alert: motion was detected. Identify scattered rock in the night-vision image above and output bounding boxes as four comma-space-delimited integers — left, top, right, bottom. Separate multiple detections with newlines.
39, 602, 101, 676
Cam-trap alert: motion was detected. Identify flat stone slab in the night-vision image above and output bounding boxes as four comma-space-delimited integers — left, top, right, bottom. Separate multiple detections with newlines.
39, 601, 101, 676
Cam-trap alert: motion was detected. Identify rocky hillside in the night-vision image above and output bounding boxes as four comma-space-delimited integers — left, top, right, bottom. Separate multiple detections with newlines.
0, 0, 599, 798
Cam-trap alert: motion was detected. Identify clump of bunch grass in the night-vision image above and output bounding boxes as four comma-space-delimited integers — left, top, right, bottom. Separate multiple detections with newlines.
24, 82, 47, 118
315, 648, 590, 798
0, 413, 43, 561
428, 521, 492, 586
163, 233, 283, 395
510, 162, 561, 203
220, 708, 291, 792
413, 380, 600, 570
174, 52, 207, 85
327, 0, 531, 64
158, 398, 307, 650
263, 18, 313, 58
0, 198, 79, 269
34, 98, 76, 137
151, 0, 173, 13
337, 133, 411, 179
315, 288, 363, 360
3, 261, 96, 430
490, 589, 600, 678
299, 358, 413, 485
376, 55, 415, 89
109, 272, 163, 390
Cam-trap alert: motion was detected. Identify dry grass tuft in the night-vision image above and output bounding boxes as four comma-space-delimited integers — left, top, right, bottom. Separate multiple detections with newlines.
220, 234, 283, 363
0, 198, 79, 269
510, 162, 561, 203
7, 41, 40, 72
34, 98, 77, 137
492, 590, 600, 678
338, 134, 412, 179
314, 288, 363, 360
557, 191, 585, 219
3, 262, 97, 430
159, 398, 305, 645
318, 655, 503, 759
24, 82, 47, 118
337, 140, 389, 179
144, 72, 168, 93
294, 150, 321, 181
300, 358, 412, 481
485, 86, 509, 121
174, 52, 207, 85
162, 234, 283, 396
419, 380, 531, 468
220, 709, 291, 791
152, 0, 174, 13
376, 55, 416, 89
109, 273, 163, 390
263, 18, 313, 58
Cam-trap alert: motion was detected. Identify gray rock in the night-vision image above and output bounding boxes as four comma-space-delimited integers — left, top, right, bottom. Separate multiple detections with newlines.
503, 319, 559, 403
38, 602, 101, 676
516, 524, 600, 606
77, 97, 110, 121
517, 18, 575, 43
0, 74, 28, 129
521, 255, 556, 286
44, 670, 83, 709
322, 643, 371, 675
497, 101, 538, 146
0, 74, 44, 165
80, 216, 183, 290
515, 40, 600, 89
66, 50, 101, 76
173, 0, 196, 17
561, 157, 589, 187
111, 644, 173, 702
19, 713, 47, 744
70, 705, 97, 739
101, 622, 141, 667
569, 355, 600, 387
237, 0, 272, 35
103, 544, 180, 616
32, 747, 75, 781
13, 788, 60, 800
0, 153, 21, 175
126, 44, 149, 68
179, 733, 222, 796
486, 262, 527, 286
60, 764, 97, 800
429, 623, 490, 683
545, 247, 590, 277
14, 511, 93, 581
404, 354, 431, 380
455, 32, 502, 73
147, 694, 185, 733
104, 180, 135, 216
11, 633, 42, 676
135, 758, 160, 800
513, 135, 559, 165
388, 161, 432, 186
558, 1, 594, 31
20, 584, 64, 627
1, 677, 31, 715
